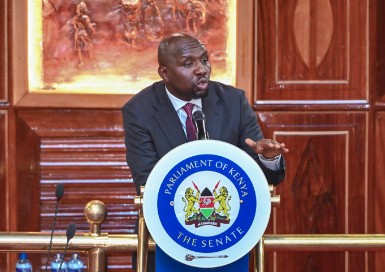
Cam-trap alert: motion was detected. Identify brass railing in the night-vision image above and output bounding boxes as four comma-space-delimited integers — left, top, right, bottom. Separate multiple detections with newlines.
1, 192, 385, 272
0, 200, 155, 271
256, 235, 385, 272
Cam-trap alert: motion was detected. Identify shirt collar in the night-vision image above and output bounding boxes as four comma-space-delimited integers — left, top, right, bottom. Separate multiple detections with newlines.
165, 86, 202, 111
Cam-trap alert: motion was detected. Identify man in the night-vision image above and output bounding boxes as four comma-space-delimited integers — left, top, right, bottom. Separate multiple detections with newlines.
122, 32, 288, 271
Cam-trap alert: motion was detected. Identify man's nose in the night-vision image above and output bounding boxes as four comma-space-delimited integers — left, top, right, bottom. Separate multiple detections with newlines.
195, 62, 207, 74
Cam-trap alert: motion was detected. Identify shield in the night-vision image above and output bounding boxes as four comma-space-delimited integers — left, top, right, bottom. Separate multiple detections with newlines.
199, 187, 214, 219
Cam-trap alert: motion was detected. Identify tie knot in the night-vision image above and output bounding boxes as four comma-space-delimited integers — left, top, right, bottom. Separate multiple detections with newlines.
182, 103, 194, 117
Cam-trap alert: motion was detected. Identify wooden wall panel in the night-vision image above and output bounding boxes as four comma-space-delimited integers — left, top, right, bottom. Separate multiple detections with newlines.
2, 1, 10, 269
374, 112, 385, 271
376, 0, 385, 105
16, 109, 135, 270
0, 111, 6, 269
375, 3, 385, 271
0, 0, 6, 102
258, 112, 368, 272
39, 136, 135, 233
256, 0, 368, 101
0, 111, 7, 229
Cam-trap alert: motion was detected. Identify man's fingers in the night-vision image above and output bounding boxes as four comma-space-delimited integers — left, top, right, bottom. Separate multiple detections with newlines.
245, 138, 289, 152
245, 138, 256, 148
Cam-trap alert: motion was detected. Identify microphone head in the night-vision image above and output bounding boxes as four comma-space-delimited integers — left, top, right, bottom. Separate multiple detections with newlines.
55, 184, 64, 202
192, 110, 205, 122
192, 110, 209, 140
66, 223, 77, 240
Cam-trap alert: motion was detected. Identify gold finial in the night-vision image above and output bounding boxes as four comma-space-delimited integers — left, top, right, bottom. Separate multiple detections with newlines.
84, 200, 108, 236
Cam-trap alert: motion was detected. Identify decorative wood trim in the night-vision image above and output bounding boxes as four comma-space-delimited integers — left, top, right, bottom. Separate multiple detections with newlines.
236, 0, 254, 103
374, 111, 385, 271
0, 0, 6, 102
255, 0, 369, 102
0, 111, 7, 230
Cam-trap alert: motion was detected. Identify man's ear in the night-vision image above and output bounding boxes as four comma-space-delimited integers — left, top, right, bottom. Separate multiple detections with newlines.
158, 66, 169, 82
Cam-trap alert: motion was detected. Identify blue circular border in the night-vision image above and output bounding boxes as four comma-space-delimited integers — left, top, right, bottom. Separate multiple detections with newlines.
158, 154, 257, 253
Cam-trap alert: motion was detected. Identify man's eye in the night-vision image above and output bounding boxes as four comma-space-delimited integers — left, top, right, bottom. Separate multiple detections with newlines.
184, 62, 193, 67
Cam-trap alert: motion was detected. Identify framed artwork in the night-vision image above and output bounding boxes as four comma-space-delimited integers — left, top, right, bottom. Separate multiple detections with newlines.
12, 1, 252, 107
28, 0, 238, 94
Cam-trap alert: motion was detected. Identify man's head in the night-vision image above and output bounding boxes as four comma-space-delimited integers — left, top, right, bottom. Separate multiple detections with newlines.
157, 33, 211, 101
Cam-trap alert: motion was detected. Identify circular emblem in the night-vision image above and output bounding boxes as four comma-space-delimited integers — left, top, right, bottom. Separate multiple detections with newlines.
143, 140, 271, 268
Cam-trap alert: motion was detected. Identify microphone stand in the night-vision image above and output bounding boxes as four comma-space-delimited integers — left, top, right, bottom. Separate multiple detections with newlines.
58, 223, 77, 272
44, 184, 64, 272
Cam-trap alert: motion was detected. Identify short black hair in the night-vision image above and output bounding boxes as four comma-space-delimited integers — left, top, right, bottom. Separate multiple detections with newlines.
157, 33, 205, 66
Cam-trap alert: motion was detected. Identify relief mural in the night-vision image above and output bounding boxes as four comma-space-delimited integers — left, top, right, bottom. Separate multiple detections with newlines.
38, 0, 233, 93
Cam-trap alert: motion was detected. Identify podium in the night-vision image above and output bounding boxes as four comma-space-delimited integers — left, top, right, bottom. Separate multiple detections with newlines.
136, 140, 272, 271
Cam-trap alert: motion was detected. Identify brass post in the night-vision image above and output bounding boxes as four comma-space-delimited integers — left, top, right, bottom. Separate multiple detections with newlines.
269, 185, 280, 207
84, 200, 108, 271
254, 185, 279, 271
88, 247, 107, 271
135, 186, 149, 272
256, 237, 265, 272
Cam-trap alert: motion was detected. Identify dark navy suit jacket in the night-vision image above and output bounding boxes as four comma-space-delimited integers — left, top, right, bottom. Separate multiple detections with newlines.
122, 80, 285, 194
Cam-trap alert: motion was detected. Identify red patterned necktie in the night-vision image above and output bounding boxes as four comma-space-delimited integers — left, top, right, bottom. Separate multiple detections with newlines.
182, 103, 197, 141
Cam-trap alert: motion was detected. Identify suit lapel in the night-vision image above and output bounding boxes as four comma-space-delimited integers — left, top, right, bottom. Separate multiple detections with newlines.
153, 84, 188, 149
202, 83, 223, 140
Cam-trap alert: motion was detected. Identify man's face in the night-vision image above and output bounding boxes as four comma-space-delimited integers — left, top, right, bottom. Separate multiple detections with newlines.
158, 39, 211, 101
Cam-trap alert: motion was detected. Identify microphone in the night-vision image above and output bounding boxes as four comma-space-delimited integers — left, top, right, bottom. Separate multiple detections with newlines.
58, 223, 77, 271
193, 110, 209, 140
45, 183, 65, 272
55, 183, 65, 202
